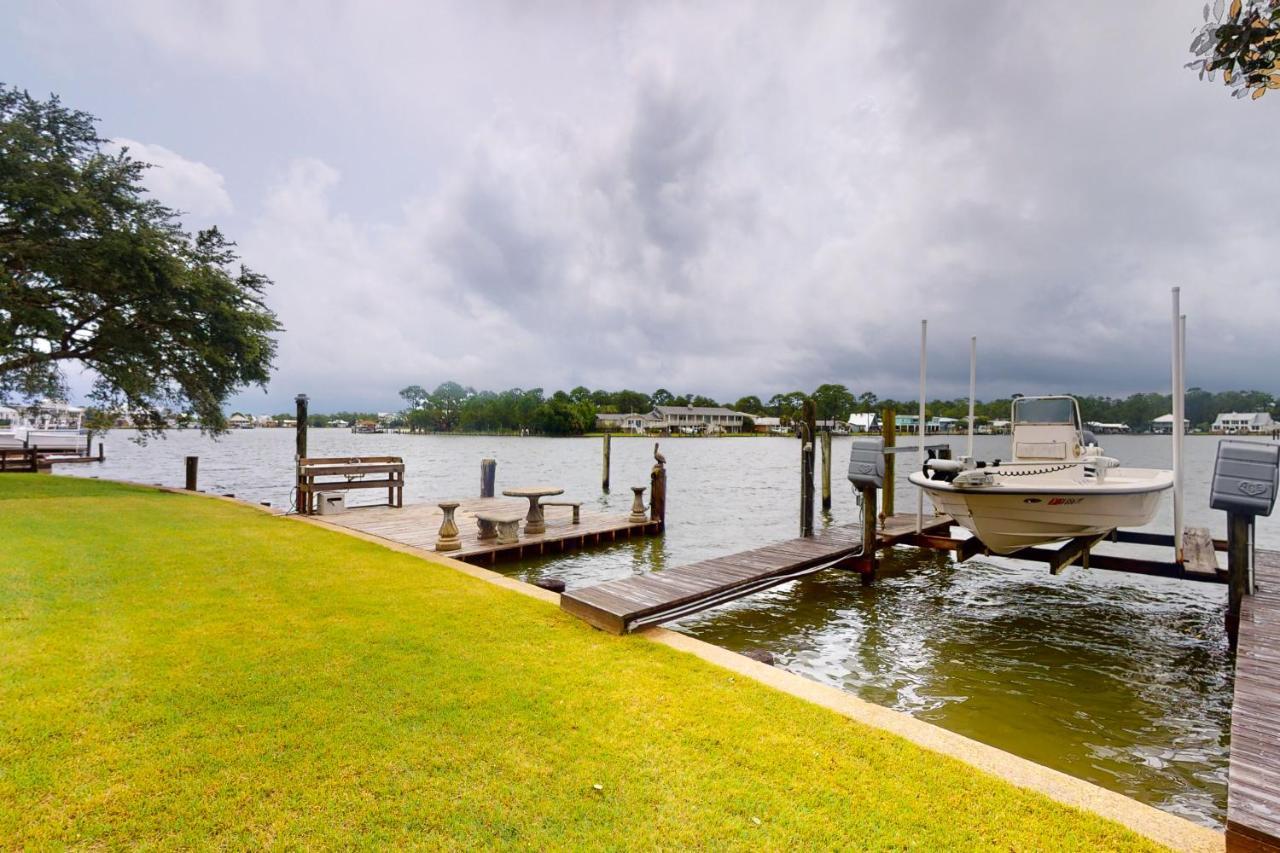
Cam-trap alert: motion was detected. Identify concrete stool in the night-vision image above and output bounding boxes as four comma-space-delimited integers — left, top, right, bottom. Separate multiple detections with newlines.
435, 501, 461, 552
629, 486, 648, 523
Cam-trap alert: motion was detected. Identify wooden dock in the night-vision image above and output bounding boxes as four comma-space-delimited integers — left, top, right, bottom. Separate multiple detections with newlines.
313, 497, 662, 564
561, 513, 952, 634
1228, 547, 1280, 852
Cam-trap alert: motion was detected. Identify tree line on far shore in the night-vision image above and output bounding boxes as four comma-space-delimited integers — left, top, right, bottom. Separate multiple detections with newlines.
283, 383, 1280, 437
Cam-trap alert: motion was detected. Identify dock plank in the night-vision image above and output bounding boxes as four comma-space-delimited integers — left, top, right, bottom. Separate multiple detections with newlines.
561, 513, 953, 634
1228, 547, 1280, 851
311, 496, 661, 565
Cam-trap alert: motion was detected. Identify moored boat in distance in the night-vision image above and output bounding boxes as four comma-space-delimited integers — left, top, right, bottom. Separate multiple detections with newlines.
909, 396, 1173, 554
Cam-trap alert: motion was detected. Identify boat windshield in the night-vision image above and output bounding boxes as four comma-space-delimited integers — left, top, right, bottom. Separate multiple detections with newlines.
1013, 397, 1076, 425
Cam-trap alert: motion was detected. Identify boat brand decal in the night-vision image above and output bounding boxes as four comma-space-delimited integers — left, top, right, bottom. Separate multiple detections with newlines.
1047, 497, 1083, 506
1240, 481, 1268, 496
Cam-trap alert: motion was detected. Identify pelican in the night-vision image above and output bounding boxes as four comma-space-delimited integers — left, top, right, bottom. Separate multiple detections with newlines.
654, 442, 666, 466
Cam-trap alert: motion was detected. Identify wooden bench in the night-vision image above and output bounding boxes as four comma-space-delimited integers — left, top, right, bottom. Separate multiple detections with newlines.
0, 448, 37, 473
474, 511, 523, 545
296, 456, 404, 515
542, 500, 582, 524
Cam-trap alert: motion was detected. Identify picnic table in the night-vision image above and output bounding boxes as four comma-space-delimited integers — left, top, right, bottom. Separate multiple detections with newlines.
501, 486, 564, 534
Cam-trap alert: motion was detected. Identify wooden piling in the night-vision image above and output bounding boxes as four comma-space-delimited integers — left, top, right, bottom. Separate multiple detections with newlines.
820, 430, 832, 511
650, 463, 666, 526
800, 399, 817, 537
602, 433, 611, 492
97, 442, 104, 462
857, 484, 878, 584
882, 407, 896, 524
1227, 512, 1251, 650
184, 456, 199, 491
480, 458, 496, 498
295, 394, 309, 460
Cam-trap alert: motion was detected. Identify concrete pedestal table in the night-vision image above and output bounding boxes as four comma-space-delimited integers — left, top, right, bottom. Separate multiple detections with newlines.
502, 486, 565, 535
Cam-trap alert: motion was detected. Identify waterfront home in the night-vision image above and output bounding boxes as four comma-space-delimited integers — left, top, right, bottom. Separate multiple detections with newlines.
0, 405, 15, 427
847, 412, 878, 433
1212, 411, 1277, 434
651, 405, 745, 434
596, 412, 654, 434
9, 399, 85, 430
750, 415, 783, 434
1149, 414, 1189, 434
227, 413, 254, 429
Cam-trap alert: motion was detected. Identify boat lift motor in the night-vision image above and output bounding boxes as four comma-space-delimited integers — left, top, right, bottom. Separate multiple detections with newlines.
1211, 440, 1279, 600
847, 437, 885, 491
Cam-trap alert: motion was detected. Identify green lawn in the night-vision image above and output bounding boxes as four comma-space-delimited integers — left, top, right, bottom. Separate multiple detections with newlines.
0, 475, 1162, 849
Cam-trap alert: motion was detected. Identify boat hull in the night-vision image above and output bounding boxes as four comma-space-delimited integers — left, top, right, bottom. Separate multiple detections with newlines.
909, 469, 1172, 554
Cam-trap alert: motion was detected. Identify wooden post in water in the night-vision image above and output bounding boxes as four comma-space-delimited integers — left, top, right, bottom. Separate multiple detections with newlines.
97, 442, 105, 462
800, 399, 817, 537
881, 407, 896, 525
602, 433, 611, 492
185, 456, 199, 491
480, 458, 497, 498
1227, 512, 1251, 650
650, 460, 667, 527
820, 430, 832, 511
295, 394, 309, 461
858, 484, 878, 585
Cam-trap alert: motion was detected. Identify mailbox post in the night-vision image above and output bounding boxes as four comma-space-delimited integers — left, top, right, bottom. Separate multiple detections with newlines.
1210, 440, 1280, 649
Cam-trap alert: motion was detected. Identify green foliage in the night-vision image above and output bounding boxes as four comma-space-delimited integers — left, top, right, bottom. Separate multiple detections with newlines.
1190, 0, 1280, 99
811, 383, 856, 422
0, 86, 280, 435
0, 476, 1164, 849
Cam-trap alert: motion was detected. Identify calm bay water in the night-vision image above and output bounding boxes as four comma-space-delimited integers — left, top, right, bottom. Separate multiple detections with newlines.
64, 429, 1280, 827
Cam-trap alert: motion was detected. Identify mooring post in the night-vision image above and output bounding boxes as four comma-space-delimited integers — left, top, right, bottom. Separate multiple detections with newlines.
800, 399, 817, 537
295, 394, 309, 514
820, 429, 832, 511
602, 433, 611, 492
881, 407, 896, 525
480, 458, 496, 498
295, 394, 309, 460
650, 461, 667, 527
97, 442, 105, 462
858, 484, 878, 585
1227, 511, 1251, 650
184, 456, 199, 491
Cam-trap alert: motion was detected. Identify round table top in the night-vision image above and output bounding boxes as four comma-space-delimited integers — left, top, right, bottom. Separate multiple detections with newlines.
502, 486, 564, 499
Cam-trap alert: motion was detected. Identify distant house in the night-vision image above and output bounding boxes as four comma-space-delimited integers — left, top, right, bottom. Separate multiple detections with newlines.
650, 406, 746, 434
1212, 412, 1276, 434
228, 413, 254, 429
12, 398, 85, 430
0, 405, 16, 427
596, 412, 654, 434
1149, 414, 1188, 435
847, 412, 878, 433
750, 416, 786, 435
328, 419, 349, 429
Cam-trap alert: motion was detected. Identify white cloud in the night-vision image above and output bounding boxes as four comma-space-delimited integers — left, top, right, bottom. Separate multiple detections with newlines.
9, 1, 1280, 412
111, 139, 234, 218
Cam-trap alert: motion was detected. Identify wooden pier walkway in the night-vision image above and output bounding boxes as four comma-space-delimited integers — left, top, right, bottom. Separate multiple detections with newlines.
561, 513, 952, 634
313, 497, 661, 565
1228, 546, 1280, 852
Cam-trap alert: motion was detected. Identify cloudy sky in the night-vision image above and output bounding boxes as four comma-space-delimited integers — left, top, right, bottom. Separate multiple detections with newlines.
6, 1, 1277, 412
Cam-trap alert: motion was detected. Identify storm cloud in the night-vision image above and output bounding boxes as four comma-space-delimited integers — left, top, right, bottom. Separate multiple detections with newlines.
6, 1, 1277, 411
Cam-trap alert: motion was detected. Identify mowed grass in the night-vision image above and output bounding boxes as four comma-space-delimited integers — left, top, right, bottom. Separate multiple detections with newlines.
0, 475, 1163, 850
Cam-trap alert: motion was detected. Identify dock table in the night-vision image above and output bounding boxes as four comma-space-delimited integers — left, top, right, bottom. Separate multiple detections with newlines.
502, 486, 564, 535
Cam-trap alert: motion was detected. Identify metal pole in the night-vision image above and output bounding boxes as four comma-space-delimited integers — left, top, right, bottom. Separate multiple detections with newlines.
917, 319, 927, 534
967, 335, 976, 461
1171, 289, 1183, 562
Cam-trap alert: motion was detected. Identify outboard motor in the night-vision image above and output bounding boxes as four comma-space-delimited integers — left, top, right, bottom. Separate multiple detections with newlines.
922, 457, 966, 482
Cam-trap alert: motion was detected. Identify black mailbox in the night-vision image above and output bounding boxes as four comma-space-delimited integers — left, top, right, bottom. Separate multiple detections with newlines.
1210, 440, 1280, 517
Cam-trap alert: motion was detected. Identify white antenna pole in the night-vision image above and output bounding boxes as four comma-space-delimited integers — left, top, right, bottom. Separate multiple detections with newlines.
967, 335, 977, 460
1178, 312, 1187, 559
1172, 288, 1184, 562
917, 319, 927, 534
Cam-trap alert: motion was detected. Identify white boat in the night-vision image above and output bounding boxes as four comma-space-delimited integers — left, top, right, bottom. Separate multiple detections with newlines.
908, 396, 1173, 554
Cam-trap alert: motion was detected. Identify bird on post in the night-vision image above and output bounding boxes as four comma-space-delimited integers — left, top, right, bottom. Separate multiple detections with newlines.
654, 442, 666, 467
